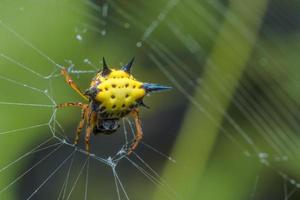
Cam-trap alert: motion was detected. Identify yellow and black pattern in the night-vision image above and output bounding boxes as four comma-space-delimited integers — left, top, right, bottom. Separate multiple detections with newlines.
94, 70, 146, 118
84, 57, 171, 119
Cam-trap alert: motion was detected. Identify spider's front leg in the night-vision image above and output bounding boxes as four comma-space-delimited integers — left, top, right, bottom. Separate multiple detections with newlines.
127, 109, 143, 155
61, 67, 89, 101
55, 102, 90, 147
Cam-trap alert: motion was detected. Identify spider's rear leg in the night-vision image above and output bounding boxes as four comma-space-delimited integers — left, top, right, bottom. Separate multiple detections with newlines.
127, 109, 143, 155
74, 105, 89, 145
83, 111, 97, 152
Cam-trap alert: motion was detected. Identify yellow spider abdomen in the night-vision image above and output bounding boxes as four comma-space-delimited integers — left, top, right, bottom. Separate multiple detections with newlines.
95, 70, 146, 117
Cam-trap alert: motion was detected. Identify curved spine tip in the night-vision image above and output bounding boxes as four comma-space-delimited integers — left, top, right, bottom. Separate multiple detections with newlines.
121, 57, 135, 73
102, 57, 111, 76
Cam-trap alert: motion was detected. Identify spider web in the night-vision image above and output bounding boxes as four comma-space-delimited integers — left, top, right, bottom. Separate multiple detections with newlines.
0, 0, 300, 199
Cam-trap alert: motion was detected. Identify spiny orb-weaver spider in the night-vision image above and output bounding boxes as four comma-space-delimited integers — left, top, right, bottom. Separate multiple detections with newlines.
56, 58, 171, 155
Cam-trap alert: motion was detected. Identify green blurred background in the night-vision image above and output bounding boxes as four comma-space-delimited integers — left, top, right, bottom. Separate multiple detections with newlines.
0, 0, 300, 199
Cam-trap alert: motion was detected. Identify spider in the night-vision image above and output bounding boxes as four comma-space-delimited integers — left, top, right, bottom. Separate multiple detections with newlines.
56, 58, 171, 155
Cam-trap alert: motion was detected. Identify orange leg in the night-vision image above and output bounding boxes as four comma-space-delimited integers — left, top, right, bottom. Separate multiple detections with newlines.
61, 67, 89, 101
74, 105, 89, 145
56, 102, 85, 109
85, 111, 97, 152
56, 102, 90, 147
127, 109, 143, 155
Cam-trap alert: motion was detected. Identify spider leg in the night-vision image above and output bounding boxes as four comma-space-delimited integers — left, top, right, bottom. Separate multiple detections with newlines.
127, 109, 143, 155
55, 102, 90, 147
74, 105, 89, 145
85, 111, 97, 152
61, 67, 89, 101
56, 102, 85, 109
